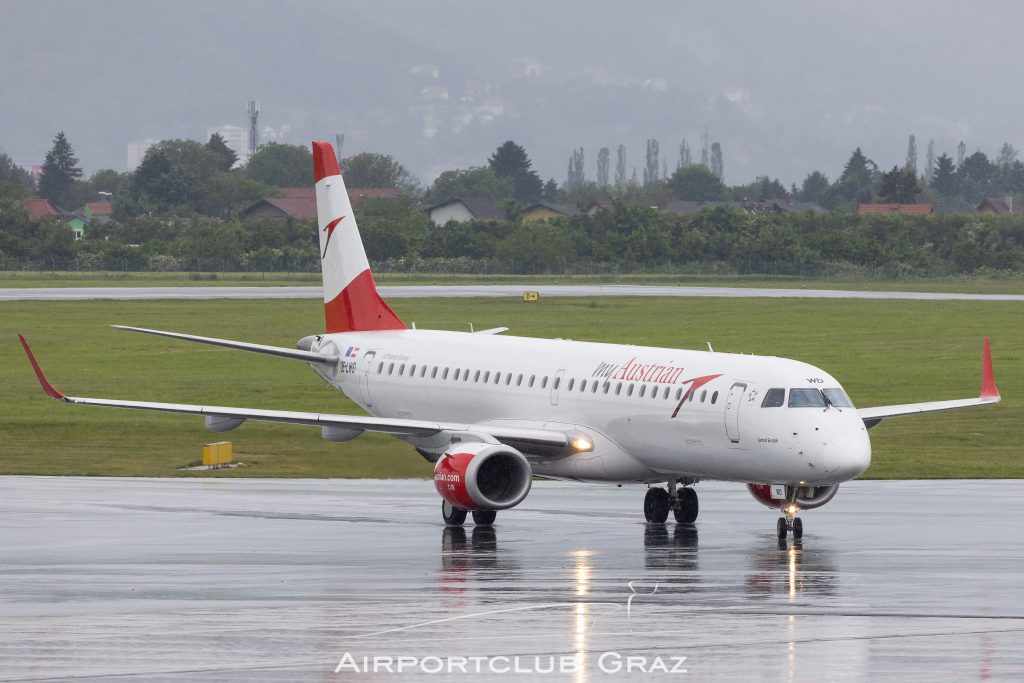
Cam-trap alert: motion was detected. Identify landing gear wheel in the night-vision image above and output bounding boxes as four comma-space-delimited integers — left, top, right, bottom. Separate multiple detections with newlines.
673, 487, 699, 524
776, 517, 788, 541
644, 487, 670, 523
792, 517, 803, 540
442, 500, 467, 526
472, 510, 497, 526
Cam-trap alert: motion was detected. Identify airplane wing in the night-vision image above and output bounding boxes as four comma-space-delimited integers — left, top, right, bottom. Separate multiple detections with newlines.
111, 325, 338, 365
18, 335, 571, 450
857, 338, 1000, 427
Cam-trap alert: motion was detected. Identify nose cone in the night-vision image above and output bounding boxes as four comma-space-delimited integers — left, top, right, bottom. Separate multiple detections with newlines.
824, 431, 872, 481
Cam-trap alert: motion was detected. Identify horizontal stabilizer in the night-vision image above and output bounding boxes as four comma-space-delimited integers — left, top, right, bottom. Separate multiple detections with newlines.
112, 326, 338, 365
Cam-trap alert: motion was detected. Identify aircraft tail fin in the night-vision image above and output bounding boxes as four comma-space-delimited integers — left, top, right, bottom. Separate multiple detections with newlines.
312, 141, 405, 334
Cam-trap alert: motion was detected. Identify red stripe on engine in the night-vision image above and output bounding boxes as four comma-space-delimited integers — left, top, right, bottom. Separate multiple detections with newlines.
325, 269, 406, 333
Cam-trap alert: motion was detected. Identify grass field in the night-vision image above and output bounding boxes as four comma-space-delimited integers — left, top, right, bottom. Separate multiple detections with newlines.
2, 270, 1024, 294
3, 295, 1021, 479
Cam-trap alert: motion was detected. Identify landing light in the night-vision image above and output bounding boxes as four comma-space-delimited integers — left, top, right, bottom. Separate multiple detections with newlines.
786, 504, 799, 515
571, 436, 594, 452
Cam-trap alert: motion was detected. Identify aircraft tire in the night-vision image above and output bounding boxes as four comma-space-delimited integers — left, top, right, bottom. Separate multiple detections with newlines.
472, 510, 497, 526
792, 517, 803, 539
442, 500, 467, 526
776, 517, 788, 540
644, 487, 670, 523
673, 487, 699, 524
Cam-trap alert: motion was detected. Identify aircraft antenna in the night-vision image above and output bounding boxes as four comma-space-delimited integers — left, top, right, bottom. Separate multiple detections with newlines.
706, 341, 714, 352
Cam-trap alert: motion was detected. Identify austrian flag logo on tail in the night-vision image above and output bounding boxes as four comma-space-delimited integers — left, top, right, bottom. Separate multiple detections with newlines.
322, 215, 346, 259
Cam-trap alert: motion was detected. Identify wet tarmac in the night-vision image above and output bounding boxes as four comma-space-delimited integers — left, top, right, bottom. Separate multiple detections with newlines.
1, 477, 1022, 681
3, 284, 1024, 301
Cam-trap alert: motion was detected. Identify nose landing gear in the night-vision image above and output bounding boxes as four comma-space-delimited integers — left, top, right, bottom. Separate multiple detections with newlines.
776, 500, 803, 541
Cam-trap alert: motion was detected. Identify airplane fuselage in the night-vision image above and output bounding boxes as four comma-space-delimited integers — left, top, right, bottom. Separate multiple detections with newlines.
308, 330, 872, 487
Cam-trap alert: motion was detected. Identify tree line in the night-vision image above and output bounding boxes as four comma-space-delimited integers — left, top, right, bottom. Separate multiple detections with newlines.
2, 131, 1024, 276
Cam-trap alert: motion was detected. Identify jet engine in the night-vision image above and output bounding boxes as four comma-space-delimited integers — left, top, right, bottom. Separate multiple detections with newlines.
747, 483, 840, 510
433, 442, 533, 511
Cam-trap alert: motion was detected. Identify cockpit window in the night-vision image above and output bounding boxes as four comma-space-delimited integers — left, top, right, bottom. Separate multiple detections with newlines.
788, 388, 827, 407
761, 388, 785, 408
822, 388, 854, 408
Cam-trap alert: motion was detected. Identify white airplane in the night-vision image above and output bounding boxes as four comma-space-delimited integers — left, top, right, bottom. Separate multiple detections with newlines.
19, 141, 1001, 540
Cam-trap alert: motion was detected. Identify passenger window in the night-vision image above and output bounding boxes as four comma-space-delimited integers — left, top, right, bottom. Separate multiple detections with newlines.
700, 390, 707, 402
675, 388, 682, 400
542, 377, 548, 389
627, 384, 634, 396
388, 363, 394, 375
653, 388, 660, 400
482, 371, 489, 383
580, 379, 587, 392
762, 388, 784, 407
663, 387, 670, 399
443, 368, 449, 380
465, 371, 471, 382
421, 366, 427, 377
615, 383, 622, 395
454, 369, 461, 381
432, 367, 438, 379
689, 390, 695, 402
789, 388, 827, 407
517, 374, 524, 386
529, 375, 535, 387
639, 385, 646, 397
409, 364, 416, 376
566, 378, 573, 391
399, 364, 405, 375
711, 390, 719, 404
506, 374, 512, 386
377, 362, 384, 374
593, 382, 599, 393
495, 372, 501, 384
603, 382, 610, 394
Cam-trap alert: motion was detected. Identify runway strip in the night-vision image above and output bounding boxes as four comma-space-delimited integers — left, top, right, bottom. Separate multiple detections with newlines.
1, 477, 1021, 681
2, 284, 1024, 301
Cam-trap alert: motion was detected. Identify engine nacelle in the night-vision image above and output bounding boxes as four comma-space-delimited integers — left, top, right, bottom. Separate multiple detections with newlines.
433, 442, 533, 512
747, 483, 840, 510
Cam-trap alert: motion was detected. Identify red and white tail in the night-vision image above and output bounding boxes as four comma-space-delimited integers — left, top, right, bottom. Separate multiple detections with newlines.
312, 141, 405, 334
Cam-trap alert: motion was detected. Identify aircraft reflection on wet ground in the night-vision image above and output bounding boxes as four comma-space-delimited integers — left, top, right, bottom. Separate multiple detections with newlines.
2, 477, 1022, 681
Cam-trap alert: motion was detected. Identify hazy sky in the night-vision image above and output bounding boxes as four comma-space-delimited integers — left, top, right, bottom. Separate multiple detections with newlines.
5, 1, 1024, 187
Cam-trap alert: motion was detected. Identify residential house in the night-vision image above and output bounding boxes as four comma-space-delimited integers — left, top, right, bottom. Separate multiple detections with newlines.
240, 187, 401, 220
19, 198, 60, 221
517, 201, 579, 222
427, 198, 505, 225
976, 197, 1018, 215
857, 203, 933, 216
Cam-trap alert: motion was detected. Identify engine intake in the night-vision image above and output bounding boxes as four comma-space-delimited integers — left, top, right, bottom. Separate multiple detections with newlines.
747, 483, 840, 510
434, 443, 533, 511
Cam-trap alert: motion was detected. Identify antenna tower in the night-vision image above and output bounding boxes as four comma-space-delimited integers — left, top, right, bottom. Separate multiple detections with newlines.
247, 100, 261, 155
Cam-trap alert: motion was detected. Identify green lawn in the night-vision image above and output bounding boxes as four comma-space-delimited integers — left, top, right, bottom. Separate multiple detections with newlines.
3, 295, 1020, 479
2, 270, 1024, 294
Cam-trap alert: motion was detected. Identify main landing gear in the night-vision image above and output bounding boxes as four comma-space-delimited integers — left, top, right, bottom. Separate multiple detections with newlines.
644, 480, 698, 524
441, 500, 496, 527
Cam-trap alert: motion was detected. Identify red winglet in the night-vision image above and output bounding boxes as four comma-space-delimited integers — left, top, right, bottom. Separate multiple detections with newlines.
17, 334, 65, 400
312, 141, 341, 183
980, 337, 999, 399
